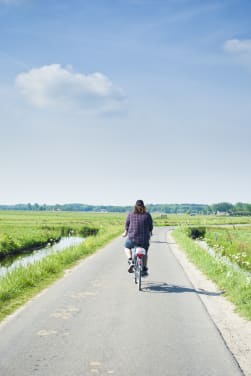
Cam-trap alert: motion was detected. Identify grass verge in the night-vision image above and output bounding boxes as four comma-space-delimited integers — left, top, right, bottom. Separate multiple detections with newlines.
0, 226, 122, 322
173, 227, 251, 320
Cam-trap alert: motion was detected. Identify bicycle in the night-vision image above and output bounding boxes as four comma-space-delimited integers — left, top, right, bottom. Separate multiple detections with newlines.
132, 246, 146, 291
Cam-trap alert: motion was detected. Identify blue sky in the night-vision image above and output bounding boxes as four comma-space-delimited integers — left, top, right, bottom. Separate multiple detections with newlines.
0, 0, 251, 205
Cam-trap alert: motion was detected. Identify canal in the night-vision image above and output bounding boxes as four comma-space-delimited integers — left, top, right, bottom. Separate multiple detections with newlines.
0, 236, 85, 277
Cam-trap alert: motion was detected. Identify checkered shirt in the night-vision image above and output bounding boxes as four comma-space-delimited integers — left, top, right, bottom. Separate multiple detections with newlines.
125, 212, 153, 246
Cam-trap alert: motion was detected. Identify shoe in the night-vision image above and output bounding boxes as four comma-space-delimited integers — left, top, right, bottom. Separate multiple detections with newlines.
128, 259, 134, 273
142, 267, 148, 277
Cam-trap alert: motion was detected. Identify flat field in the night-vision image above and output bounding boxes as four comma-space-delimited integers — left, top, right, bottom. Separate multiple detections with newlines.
0, 211, 125, 256
154, 214, 251, 227
0, 211, 250, 321
159, 214, 251, 274
205, 226, 251, 272
0, 211, 125, 320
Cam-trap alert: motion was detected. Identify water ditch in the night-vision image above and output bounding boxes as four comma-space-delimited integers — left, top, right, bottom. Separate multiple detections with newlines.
0, 236, 85, 278
196, 239, 251, 277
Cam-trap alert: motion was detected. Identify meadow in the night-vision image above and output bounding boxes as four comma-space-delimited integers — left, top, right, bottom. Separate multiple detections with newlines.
0, 211, 251, 321
0, 211, 125, 256
205, 226, 251, 273
173, 225, 251, 319
165, 214, 251, 319
154, 213, 251, 227
0, 210, 125, 320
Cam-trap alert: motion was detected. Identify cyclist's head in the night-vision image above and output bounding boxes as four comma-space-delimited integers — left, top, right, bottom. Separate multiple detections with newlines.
134, 199, 146, 214
136, 199, 144, 206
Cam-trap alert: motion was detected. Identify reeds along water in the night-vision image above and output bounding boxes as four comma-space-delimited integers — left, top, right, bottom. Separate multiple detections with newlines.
0, 236, 85, 278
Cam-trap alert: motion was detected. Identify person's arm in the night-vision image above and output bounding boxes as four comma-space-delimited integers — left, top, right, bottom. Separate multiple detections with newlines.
122, 213, 130, 237
149, 213, 153, 235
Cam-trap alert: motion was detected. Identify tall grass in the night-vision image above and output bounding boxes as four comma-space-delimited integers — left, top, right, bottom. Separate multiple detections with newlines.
0, 213, 124, 321
0, 211, 123, 256
205, 226, 251, 272
173, 228, 251, 320
154, 214, 251, 227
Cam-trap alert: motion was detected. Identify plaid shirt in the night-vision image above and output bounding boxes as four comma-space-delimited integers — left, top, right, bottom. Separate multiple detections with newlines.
125, 212, 153, 246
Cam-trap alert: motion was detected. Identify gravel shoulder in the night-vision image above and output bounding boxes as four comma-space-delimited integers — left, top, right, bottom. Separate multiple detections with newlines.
167, 230, 251, 376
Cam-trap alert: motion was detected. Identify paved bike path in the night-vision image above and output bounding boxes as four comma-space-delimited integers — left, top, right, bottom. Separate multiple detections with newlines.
0, 227, 242, 375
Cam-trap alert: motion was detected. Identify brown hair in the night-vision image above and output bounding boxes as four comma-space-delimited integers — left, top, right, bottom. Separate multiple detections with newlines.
134, 204, 146, 214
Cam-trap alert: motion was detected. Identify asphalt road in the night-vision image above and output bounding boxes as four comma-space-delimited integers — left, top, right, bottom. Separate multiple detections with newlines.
0, 227, 243, 376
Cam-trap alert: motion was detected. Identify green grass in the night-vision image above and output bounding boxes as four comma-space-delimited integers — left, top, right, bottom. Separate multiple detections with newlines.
1, 211, 251, 322
205, 226, 251, 273
173, 227, 251, 320
0, 211, 123, 256
154, 214, 251, 227
0, 211, 125, 321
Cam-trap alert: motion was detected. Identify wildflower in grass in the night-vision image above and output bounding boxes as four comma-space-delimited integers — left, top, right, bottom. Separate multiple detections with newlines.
226, 271, 233, 278
243, 261, 250, 267
246, 277, 251, 286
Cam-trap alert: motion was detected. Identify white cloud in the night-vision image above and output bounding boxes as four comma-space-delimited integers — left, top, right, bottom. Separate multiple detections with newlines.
223, 39, 251, 71
224, 39, 251, 54
16, 64, 126, 113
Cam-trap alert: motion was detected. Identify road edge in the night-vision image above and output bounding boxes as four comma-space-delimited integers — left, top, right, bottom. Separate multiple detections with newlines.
166, 229, 251, 376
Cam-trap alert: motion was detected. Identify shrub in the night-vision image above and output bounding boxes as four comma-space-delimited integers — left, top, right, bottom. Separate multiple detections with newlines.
186, 226, 206, 239
0, 234, 18, 255
78, 226, 99, 237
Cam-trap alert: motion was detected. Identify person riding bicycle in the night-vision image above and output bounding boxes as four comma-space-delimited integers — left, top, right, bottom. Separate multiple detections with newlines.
122, 199, 153, 276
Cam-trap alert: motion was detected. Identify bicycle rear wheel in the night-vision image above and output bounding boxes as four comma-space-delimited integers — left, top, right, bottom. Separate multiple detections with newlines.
138, 267, 142, 291
133, 255, 143, 291
134, 269, 138, 284
134, 258, 138, 284
136, 256, 143, 291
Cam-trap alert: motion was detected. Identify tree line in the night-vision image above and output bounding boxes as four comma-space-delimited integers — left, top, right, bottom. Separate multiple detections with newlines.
0, 202, 250, 215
